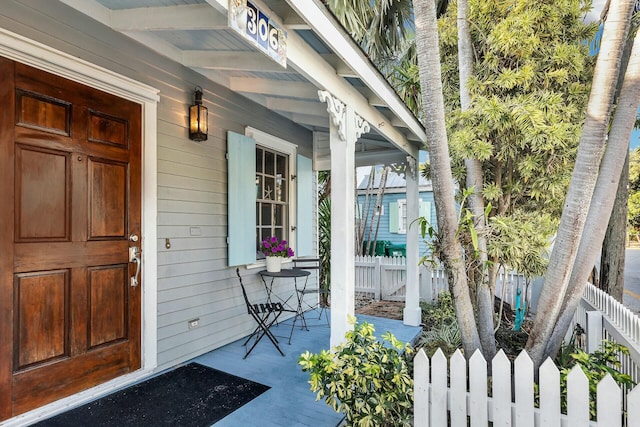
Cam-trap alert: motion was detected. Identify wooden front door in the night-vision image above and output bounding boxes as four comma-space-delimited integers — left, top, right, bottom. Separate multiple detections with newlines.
0, 58, 142, 420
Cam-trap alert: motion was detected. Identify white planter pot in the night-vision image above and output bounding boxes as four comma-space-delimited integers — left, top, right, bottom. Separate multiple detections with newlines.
266, 256, 282, 272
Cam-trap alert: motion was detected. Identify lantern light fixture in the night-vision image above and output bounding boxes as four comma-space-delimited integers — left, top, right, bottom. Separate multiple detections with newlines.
189, 86, 208, 141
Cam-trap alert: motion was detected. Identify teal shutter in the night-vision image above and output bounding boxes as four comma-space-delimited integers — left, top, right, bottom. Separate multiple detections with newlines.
227, 131, 256, 266
419, 199, 431, 228
389, 201, 399, 233
296, 154, 313, 257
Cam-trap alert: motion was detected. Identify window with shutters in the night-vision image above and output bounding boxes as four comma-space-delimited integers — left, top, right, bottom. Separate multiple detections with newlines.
227, 128, 313, 267
389, 198, 431, 235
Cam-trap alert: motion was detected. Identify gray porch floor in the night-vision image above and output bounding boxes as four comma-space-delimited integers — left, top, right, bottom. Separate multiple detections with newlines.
193, 310, 422, 427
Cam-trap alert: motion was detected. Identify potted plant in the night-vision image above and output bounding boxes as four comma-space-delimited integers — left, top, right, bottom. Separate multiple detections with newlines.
260, 236, 294, 272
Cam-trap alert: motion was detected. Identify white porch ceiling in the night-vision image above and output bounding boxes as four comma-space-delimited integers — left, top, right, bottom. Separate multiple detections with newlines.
59, 0, 427, 166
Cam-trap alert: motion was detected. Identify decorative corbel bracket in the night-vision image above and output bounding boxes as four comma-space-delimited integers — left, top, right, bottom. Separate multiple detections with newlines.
318, 90, 346, 141
406, 155, 417, 178
355, 113, 370, 140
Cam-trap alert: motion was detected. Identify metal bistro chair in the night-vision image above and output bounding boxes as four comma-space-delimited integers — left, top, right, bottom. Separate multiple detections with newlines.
291, 258, 330, 331
236, 268, 286, 359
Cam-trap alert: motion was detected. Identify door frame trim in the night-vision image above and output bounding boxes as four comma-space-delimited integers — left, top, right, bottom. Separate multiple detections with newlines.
0, 28, 159, 426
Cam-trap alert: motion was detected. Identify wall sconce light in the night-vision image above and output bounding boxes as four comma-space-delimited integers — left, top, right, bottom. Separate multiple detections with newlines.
189, 86, 208, 141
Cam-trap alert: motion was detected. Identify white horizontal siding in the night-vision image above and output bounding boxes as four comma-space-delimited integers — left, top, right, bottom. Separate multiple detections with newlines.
1, 0, 314, 371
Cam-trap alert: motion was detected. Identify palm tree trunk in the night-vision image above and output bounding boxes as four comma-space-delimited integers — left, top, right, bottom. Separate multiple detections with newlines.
526, 1, 636, 367
414, 0, 481, 356
458, 0, 496, 358
541, 25, 640, 362
599, 153, 628, 301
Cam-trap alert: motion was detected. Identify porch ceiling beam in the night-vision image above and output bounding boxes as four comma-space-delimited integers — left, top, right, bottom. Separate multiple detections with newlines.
318, 53, 358, 78
286, 0, 427, 146
368, 94, 387, 107
59, 0, 111, 24
283, 14, 310, 29
287, 113, 328, 128
111, 5, 228, 31
182, 51, 295, 73
229, 77, 319, 100
120, 31, 184, 64
355, 150, 407, 167
265, 97, 328, 117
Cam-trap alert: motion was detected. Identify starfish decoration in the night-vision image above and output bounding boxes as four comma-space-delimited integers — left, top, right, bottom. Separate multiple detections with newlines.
263, 185, 272, 200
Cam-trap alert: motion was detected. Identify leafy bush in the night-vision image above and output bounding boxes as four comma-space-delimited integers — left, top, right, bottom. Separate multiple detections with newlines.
415, 320, 461, 357
421, 291, 456, 328
552, 339, 635, 419
298, 319, 414, 426
417, 291, 460, 357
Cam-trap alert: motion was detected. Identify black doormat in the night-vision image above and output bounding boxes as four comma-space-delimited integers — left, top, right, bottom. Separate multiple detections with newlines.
33, 363, 270, 427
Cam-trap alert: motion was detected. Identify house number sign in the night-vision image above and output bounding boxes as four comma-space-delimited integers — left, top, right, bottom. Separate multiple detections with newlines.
229, 0, 287, 68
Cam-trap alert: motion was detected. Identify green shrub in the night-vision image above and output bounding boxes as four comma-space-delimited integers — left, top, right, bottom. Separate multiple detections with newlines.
421, 291, 456, 327
417, 291, 460, 356
414, 320, 461, 357
562, 341, 634, 419
298, 318, 414, 426
549, 339, 635, 420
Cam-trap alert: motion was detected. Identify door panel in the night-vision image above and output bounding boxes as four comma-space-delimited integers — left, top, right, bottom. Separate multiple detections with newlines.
14, 270, 69, 369
15, 145, 70, 241
88, 265, 128, 348
0, 57, 142, 420
88, 159, 127, 239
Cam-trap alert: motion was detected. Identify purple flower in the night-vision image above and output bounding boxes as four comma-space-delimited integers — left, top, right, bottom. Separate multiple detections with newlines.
260, 235, 294, 257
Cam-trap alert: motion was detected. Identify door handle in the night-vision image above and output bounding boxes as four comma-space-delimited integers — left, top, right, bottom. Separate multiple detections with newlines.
129, 246, 141, 287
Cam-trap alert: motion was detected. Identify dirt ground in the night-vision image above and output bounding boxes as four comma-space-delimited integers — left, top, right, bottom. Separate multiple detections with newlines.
355, 299, 405, 321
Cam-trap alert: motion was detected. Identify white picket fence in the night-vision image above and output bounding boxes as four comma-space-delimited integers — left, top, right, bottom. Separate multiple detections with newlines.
414, 347, 640, 426
354, 255, 410, 301
354, 255, 529, 307
571, 282, 640, 404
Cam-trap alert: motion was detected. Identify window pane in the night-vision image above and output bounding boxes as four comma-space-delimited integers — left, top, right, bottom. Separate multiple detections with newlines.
274, 204, 284, 226
262, 204, 272, 226
276, 174, 284, 202
265, 150, 275, 175
256, 148, 263, 173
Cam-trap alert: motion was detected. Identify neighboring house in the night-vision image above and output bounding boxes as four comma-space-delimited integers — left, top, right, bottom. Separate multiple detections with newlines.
357, 169, 435, 257
0, 0, 427, 424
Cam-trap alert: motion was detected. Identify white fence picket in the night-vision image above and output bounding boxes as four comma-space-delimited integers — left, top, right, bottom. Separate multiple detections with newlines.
628, 386, 640, 427
468, 350, 488, 427
514, 351, 534, 427
566, 366, 589, 426
449, 350, 467, 427
431, 349, 448, 426
538, 358, 561, 427
597, 375, 621, 427
414, 349, 429, 427
492, 350, 512, 426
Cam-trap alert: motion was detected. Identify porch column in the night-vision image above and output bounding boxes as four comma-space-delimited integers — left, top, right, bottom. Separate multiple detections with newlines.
319, 90, 370, 348
404, 156, 421, 326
